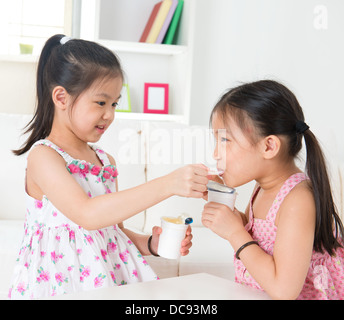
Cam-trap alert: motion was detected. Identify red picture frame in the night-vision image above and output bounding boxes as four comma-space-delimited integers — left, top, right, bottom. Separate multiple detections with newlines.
143, 83, 169, 114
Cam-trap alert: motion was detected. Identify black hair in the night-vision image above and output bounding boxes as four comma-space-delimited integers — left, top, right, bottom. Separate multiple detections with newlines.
211, 79, 344, 256
14, 34, 123, 155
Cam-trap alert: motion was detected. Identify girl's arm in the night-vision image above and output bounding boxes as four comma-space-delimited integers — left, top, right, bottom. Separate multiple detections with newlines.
202, 183, 315, 299
118, 223, 151, 256
113, 157, 193, 257
27, 145, 208, 230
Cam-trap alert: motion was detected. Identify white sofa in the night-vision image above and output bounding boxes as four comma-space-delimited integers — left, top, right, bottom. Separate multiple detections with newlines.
1, 113, 343, 300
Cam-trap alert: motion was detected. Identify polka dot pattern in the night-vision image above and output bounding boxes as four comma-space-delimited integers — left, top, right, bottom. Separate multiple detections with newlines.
234, 173, 344, 300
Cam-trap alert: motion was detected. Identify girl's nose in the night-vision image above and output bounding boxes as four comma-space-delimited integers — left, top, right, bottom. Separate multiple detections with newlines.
103, 106, 114, 120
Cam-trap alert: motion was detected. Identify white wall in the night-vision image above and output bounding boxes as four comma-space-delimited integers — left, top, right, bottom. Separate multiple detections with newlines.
2, 0, 344, 160
190, 0, 344, 161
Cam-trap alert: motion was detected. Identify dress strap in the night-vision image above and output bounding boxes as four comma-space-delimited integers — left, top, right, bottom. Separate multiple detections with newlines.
245, 185, 261, 232
266, 173, 309, 222
31, 139, 74, 163
31, 140, 113, 169
90, 144, 111, 166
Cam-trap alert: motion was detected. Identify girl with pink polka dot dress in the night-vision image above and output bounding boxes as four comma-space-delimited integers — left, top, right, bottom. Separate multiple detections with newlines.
202, 80, 344, 300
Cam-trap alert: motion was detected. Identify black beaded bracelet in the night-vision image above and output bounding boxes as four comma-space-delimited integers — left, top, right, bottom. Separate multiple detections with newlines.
147, 235, 160, 257
235, 241, 259, 260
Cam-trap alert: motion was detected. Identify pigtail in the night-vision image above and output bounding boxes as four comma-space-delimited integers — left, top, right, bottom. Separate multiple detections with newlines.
13, 34, 123, 156
13, 34, 64, 156
303, 130, 344, 255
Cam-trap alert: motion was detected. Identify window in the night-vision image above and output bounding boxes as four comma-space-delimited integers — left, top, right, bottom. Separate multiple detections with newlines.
0, 0, 72, 55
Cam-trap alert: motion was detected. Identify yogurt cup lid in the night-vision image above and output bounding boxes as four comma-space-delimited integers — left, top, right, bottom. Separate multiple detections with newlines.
207, 181, 235, 193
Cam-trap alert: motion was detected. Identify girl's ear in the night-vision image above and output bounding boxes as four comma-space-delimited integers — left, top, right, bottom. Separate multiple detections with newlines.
52, 86, 69, 110
261, 135, 281, 160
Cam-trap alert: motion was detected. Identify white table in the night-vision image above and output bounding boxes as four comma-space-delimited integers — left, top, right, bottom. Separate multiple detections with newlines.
52, 273, 270, 300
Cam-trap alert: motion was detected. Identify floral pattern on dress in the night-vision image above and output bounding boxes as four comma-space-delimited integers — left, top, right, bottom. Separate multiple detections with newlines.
8, 139, 158, 300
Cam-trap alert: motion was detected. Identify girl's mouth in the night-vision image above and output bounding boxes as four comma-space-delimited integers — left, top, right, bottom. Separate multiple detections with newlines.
208, 168, 225, 176
95, 125, 106, 133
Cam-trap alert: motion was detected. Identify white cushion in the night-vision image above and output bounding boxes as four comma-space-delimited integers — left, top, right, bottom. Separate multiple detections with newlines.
144, 122, 216, 233
0, 113, 31, 220
98, 119, 147, 231
0, 220, 24, 299
179, 227, 235, 280
144, 255, 179, 279
138, 227, 236, 280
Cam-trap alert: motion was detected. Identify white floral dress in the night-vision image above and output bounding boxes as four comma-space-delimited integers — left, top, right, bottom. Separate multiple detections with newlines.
9, 139, 158, 299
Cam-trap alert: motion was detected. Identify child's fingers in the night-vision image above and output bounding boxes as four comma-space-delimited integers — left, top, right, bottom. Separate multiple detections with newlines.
152, 226, 162, 236
192, 164, 210, 176
201, 205, 221, 226
193, 174, 209, 186
185, 225, 192, 235
182, 231, 193, 244
181, 236, 193, 255
191, 181, 208, 193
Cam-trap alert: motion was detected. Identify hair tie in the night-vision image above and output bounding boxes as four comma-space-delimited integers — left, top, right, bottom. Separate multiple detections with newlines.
295, 121, 309, 134
60, 36, 71, 45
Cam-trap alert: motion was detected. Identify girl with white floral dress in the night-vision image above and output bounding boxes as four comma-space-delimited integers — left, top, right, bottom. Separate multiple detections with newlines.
8, 34, 208, 299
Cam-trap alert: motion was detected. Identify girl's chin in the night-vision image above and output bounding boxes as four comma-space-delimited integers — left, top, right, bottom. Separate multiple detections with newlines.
85, 135, 101, 143
221, 175, 236, 188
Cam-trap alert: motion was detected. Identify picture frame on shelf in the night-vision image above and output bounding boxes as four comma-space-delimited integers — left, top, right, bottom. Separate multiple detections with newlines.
116, 84, 131, 112
143, 83, 169, 114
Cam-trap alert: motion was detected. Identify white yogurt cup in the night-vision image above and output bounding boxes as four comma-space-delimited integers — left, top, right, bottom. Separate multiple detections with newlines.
157, 216, 188, 259
207, 181, 237, 210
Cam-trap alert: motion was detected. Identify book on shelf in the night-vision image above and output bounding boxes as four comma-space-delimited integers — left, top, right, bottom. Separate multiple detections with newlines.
163, 0, 184, 45
140, 0, 184, 45
139, 1, 162, 42
145, 0, 173, 44
155, 0, 178, 44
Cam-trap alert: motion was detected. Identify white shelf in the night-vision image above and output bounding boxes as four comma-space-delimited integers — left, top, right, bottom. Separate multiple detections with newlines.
115, 112, 184, 123
1, 0, 195, 125
98, 40, 187, 56
0, 40, 187, 63
0, 54, 38, 63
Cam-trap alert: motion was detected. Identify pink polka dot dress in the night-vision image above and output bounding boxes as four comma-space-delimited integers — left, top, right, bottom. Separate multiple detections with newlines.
8, 140, 158, 299
234, 173, 344, 300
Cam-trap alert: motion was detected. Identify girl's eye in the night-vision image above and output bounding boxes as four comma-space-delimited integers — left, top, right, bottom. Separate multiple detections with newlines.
97, 101, 106, 106
112, 102, 118, 108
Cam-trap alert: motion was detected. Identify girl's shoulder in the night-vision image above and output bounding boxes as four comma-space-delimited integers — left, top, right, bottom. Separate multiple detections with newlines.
26, 141, 73, 200
279, 173, 313, 205
28, 139, 70, 160
27, 142, 69, 177
276, 178, 315, 226
27, 140, 66, 163
286, 179, 314, 204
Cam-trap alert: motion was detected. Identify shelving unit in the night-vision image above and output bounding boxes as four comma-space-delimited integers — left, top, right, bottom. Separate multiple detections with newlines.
97, 40, 187, 56
0, 0, 195, 123
0, 55, 39, 63
114, 111, 184, 123
80, 0, 195, 124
